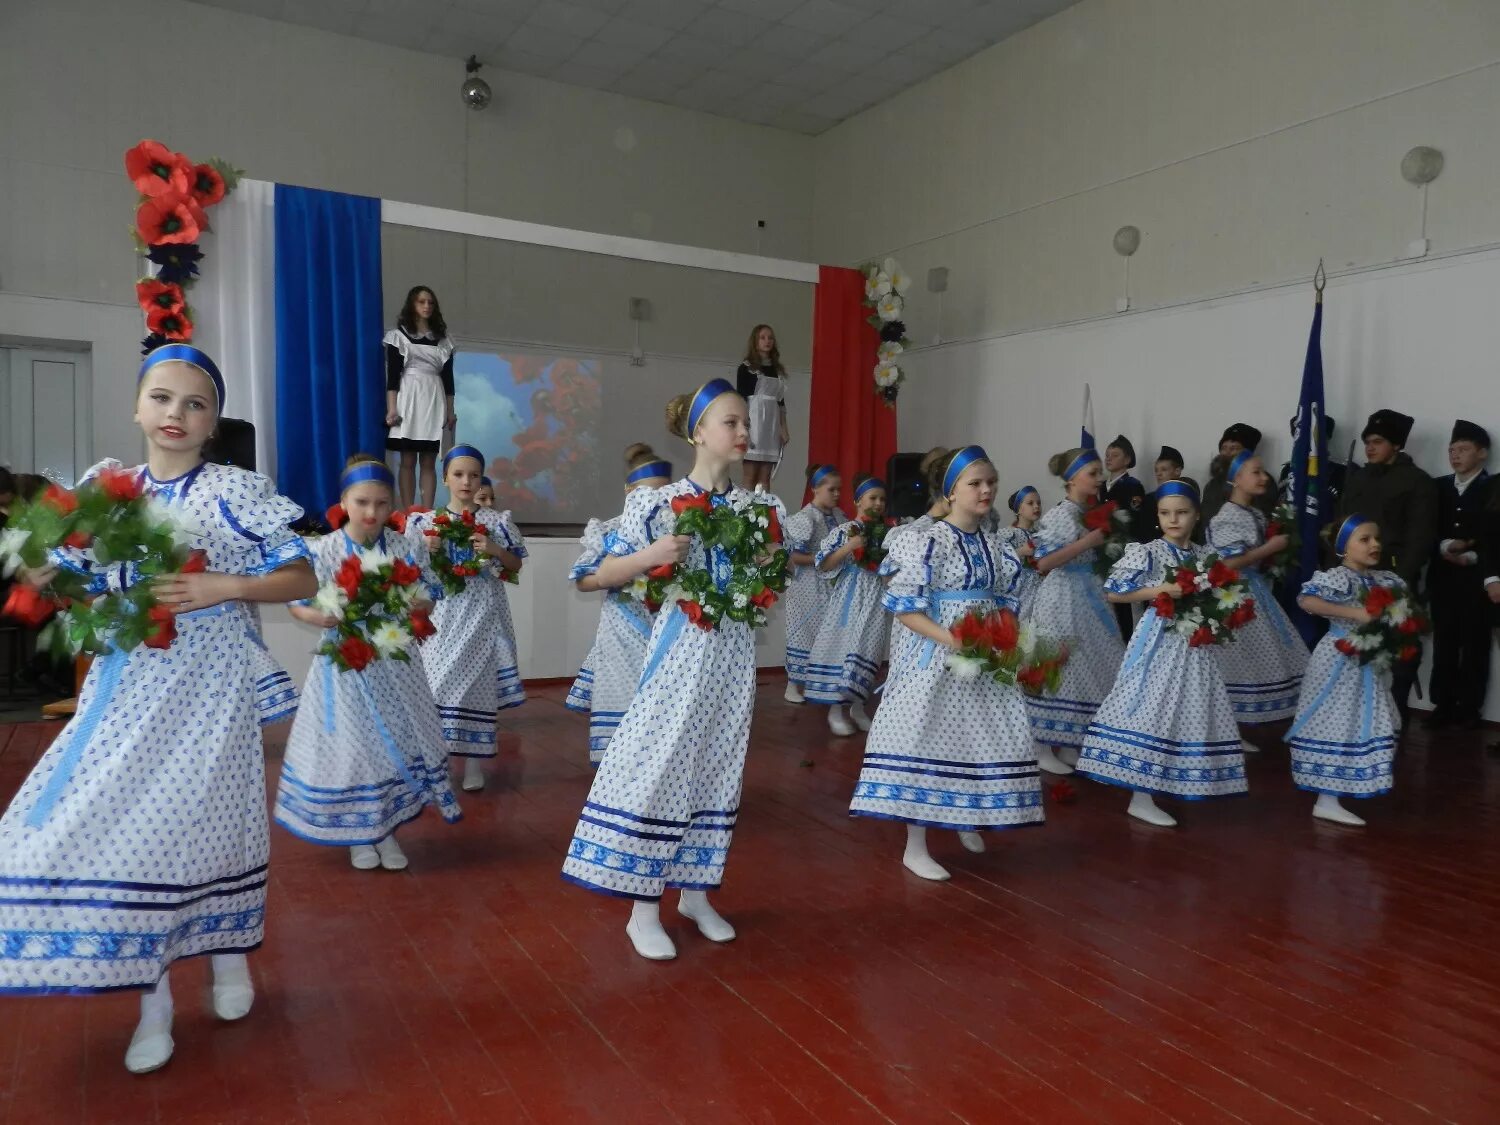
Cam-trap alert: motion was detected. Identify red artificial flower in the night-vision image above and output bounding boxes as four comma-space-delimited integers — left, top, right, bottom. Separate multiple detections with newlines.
335, 555, 364, 599
765, 505, 782, 544
1335, 638, 1357, 655
1396, 616, 1421, 635
750, 587, 777, 610
1364, 586, 1395, 615
1226, 603, 1257, 630
143, 605, 177, 650
647, 562, 676, 580
389, 558, 421, 587
387, 510, 409, 533
1082, 501, 1118, 533
987, 608, 1020, 653
189, 162, 226, 207
460, 509, 476, 526
136, 278, 186, 316
41, 485, 78, 515
180, 549, 208, 574
1188, 625, 1215, 647
407, 506, 433, 515
1207, 561, 1237, 588
410, 607, 436, 641
97, 467, 143, 502
851, 545, 866, 563
1265, 521, 1284, 539
1151, 592, 1176, 619
338, 634, 375, 671
950, 611, 985, 649
135, 192, 206, 246
1016, 665, 1046, 694
2, 585, 61, 628
670, 492, 713, 517
679, 599, 712, 631
146, 303, 195, 342
1048, 779, 1077, 804
1174, 567, 1198, 595
1399, 645, 1419, 663
324, 504, 348, 529
63, 531, 93, 550
434, 513, 451, 527
124, 140, 191, 198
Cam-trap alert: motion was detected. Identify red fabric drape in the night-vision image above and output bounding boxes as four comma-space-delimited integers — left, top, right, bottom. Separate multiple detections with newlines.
807, 265, 898, 517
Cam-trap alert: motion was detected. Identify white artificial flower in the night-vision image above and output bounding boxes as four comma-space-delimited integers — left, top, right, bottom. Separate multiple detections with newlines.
370, 619, 408, 658
864, 269, 892, 303
877, 340, 904, 362
312, 583, 349, 620
1213, 586, 1244, 610
946, 653, 985, 680
1193, 573, 1212, 593
876, 293, 903, 321
0, 527, 30, 577
626, 575, 650, 601
873, 361, 901, 388
145, 497, 203, 545
884, 258, 911, 295
732, 591, 749, 609
1017, 622, 1037, 657
359, 546, 391, 574
1387, 600, 1410, 624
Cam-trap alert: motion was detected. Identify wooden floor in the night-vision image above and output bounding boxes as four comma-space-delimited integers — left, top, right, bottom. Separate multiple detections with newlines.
2, 683, 1499, 1124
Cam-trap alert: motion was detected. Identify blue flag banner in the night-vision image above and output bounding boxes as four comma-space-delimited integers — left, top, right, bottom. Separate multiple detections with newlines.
1081, 382, 1096, 450
1286, 292, 1328, 645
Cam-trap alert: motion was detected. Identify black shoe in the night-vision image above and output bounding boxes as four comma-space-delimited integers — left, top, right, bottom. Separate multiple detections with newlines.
1422, 709, 1455, 731
1457, 712, 1485, 731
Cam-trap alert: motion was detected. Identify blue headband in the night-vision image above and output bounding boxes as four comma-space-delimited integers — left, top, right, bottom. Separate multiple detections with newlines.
809, 464, 838, 489
1157, 479, 1200, 505
480, 476, 492, 488
854, 476, 886, 501
341, 461, 395, 492
1227, 449, 1255, 483
1063, 448, 1101, 481
1009, 486, 1037, 513
686, 378, 738, 437
627, 460, 672, 485
442, 444, 485, 471
942, 445, 990, 496
139, 344, 226, 411
1335, 513, 1371, 555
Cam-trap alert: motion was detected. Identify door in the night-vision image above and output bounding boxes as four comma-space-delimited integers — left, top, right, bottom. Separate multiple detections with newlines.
3, 347, 92, 487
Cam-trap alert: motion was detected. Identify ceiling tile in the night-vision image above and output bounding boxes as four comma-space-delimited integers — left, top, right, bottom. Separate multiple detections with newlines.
680, 7, 773, 49
718, 0, 803, 18
569, 39, 640, 74
561, 0, 629, 12
283, 0, 360, 36
591, 17, 675, 52
615, 0, 704, 32
804, 38, 886, 72
451, 0, 543, 15
840, 12, 933, 51
438, 7, 522, 40
773, 56, 848, 93
506, 22, 586, 58
608, 70, 688, 101
527, 0, 610, 38
492, 45, 565, 76
782, 0, 864, 37
651, 34, 722, 64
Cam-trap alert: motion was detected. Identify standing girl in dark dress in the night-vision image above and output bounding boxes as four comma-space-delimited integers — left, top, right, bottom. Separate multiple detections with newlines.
736, 324, 789, 492
384, 286, 456, 510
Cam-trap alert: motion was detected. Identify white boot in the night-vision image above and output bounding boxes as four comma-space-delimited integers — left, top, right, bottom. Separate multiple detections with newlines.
461, 757, 485, 792
678, 890, 736, 942
902, 825, 951, 881
827, 706, 855, 736
210, 954, 254, 1021
957, 830, 985, 854
1313, 793, 1366, 826
1056, 746, 1080, 767
349, 844, 380, 870
849, 699, 873, 732
626, 900, 676, 961
1128, 791, 1177, 827
1240, 739, 1260, 754
784, 680, 805, 704
375, 834, 408, 870
1036, 744, 1074, 775
125, 973, 174, 1074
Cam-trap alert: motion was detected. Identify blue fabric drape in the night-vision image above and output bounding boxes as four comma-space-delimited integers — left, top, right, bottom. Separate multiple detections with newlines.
274, 185, 384, 516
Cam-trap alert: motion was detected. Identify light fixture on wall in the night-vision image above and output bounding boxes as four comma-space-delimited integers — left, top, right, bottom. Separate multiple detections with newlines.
926, 267, 948, 344
628, 297, 651, 367
1400, 145, 1443, 259
461, 56, 492, 111
1113, 225, 1140, 312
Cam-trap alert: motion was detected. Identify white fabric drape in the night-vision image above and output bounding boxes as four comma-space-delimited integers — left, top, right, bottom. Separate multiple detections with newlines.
192, 178, 277, 476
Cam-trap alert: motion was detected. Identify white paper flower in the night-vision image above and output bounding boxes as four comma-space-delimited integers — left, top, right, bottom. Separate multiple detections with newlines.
865, 266, 892, 301
732, 592, 749, 609
312, 583, 349, 620
370, 619, 409, 658
145, 497, 203, 544
1387, 601, 1410, 624
876, 293, 903, 321
1017, 622, 1037, 657
873, 361, 901, 388
1213, 586, 1244, 609
359, 546, 391, 574
884, 258, 911, 295
0, 527, 30, 577
946, 653, 984, 680
877, 340, 904, 362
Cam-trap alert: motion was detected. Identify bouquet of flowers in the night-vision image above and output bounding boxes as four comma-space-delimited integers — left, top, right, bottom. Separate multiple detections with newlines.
644, 490, 789, 631
850, 518, 893, 572
0, 469, 204, 656
945, 607, 1070, 696
417, 508, 489, 596
1263, 503, 1300, 582
1149, 554, 1255, 647
1333, 583, 1429, 671
314, 547, 433, 672
1083, 500, 1132, 578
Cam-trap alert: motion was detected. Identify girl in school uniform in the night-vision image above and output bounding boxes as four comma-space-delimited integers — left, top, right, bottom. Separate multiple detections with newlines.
1206, 450, 1308, 739
849, 446, 1040, 881
566, 444, 673, 765
1077, 480, 1248, 827
736, 323, 790, 492
1286, 515, 1404, 826
781, 463, 845, 704
560, 379, 786, 962
0, 345, 317, 1074
1026, 448, 1126, 775
275, 457, 460, 869
406, 445, 527, 792
384, 285, 456, 509
1003, 485, 1043, 618
805, 474, 891, 736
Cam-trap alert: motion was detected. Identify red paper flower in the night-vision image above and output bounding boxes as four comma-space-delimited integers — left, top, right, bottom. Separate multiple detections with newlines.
387, 510, 409, 533
987, 608, 1020, 652
136, 193, 207, 246
434, 513, 451, 527
1082, 501, 1117, 532
180, 549, 208, 574
460, 509, 476, 526
338, 635, 375, 671
125, 140, 191, 197
143, 605, 177, 650
1174, 567, 1198, 595
1151, 592, 1176, 618
1395, 616, 1422, 635
647, 562, 676, 580
951, 612, 985, 648
1399, 645, 1419, 663
750, 587, 777, 610
63, 531, 93, 550
670, 492, 713, 517
335, 555, 364, 599
679, 599, 712, 631
765, 505, 782, 544
189, 162, 226, 207
1017, 665, 1046, 693
136, 278, 186, 316
325, 504, 348, 529
1188, 625, 1215, 647
97, 467, 143, 502
1364, 586, 1395, 615
1207, 561, 1237, 588
410, 607, 436, 641
146, 303, 194, 342
41, 485, 78, 515
389, 558, 421, 587
1266, 521, 1284, 539
1335, 637, 1357, 655
2, 585, 60, 628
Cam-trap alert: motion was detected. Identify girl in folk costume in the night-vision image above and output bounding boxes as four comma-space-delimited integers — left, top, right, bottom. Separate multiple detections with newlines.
849, 446, 1041, 881
805, 474, 891, 736
405, 445, 527, 793
736, 323, 790, 491
1077, 481, 1248, 827
1286, 516, 1405, 826
781, 463, 844, 704
1027, 448, 1126, 775
384, 285, 456, 509
1207, 450, 1308, 741
275, 456, 459, 873
566, 444, 673, 765
561, 380, 787, 961
1003, 486, 1043, 618
0, 345, 317, 1074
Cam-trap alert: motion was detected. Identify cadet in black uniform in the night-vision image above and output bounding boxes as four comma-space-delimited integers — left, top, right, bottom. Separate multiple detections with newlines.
1202, 423, 1272, 526
1101, 435, 1147, 639
1277, 413, 1347, 511
1426, 420, 1491, 729
1143, 445, 1184, 541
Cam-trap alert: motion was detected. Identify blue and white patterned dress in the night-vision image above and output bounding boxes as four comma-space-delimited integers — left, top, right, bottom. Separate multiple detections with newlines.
782, 503, 843, 688
566, 516, 655, 766
0, 460, 310, 993
803, 520, 890, 705
274, 528, 461, 845
1000, 525, 1042, 619
1286, 566, 1403, 797
1025, 501, 1127, 747
561, 479, 786, 900
849, 521, 1043, 829
1207, 502, 1309, 722
1077, 540, 1248, 799
405, 507, 527, 753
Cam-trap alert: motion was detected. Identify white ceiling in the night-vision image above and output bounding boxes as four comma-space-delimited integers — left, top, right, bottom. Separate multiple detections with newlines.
188, 0, 1077, 135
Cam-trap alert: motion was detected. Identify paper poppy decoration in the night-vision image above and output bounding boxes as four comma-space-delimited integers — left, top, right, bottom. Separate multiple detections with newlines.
136, 278, 186, 316
125, 140, 191, 198
136, 193, 206, 246
189, 163, 226, 207
146, 304, 194, 342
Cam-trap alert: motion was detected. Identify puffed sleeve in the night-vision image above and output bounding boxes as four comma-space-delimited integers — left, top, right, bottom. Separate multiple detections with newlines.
569, 517, 611, 582
1300, 566, 1356, 603
605, 486, 664, 556
486, 509, 527, 559
1104, 542, 1158, 595
813, 522, 852, 581
1206, 505, 1257, 559
988, 534, 1024, 599
784, 507, 815, 553
217, 469, 313, 575
882, 528, 936, 615
1032, 503, 1080, 559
